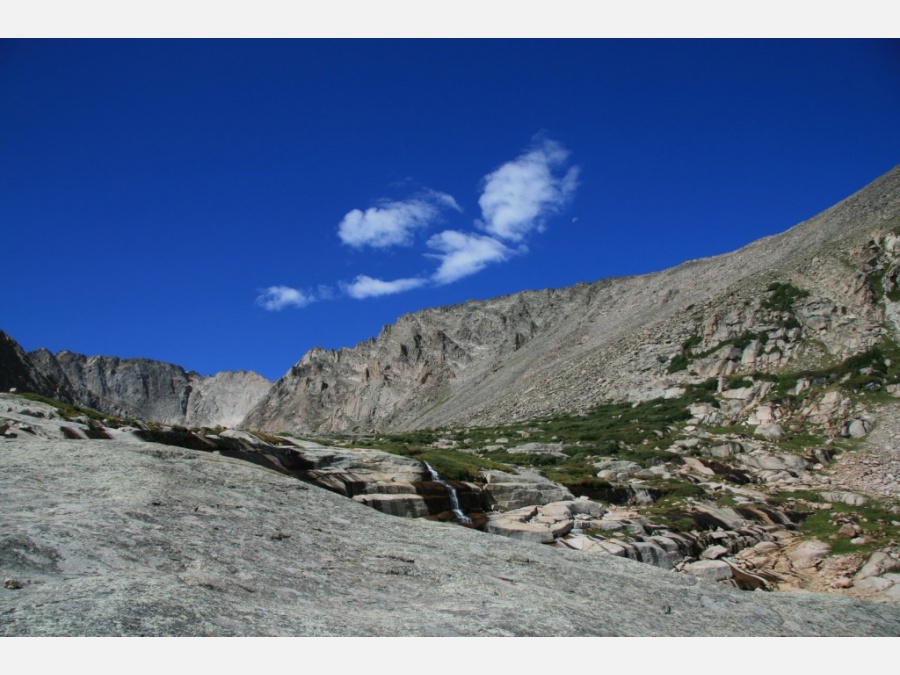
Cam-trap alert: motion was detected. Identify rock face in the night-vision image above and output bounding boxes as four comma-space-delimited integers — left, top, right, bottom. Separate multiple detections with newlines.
244, 166, 900, 434
3, 430, 899, 636
183, 371, 273, 429
481, 468, 575, 511
1, 342, 271, 429
0, 332, 69, 401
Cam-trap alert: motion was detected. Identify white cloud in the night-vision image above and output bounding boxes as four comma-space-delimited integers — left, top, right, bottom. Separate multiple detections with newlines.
337, 190, 460, 249
478, 138, 579, 242
258, 140, 580, 311
256, 286, 314, 311
343, 275, 427, 299
427, 230, 512, 285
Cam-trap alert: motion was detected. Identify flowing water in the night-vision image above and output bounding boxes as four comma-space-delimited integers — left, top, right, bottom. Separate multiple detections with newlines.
423, 462, 472, 524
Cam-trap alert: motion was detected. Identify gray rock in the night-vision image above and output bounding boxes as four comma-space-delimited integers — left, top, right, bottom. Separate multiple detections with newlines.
707, 443, 742, 459
683, 560, 734, 583
351, 493, 429, 518
631, 541, 673, 570
821, 491, 868, 507
846, 419, 872, 438
481, 468, 574, 511
701, 545, 729, 560
22, 344, 271, 428
855, 552, 900, 581
593, 459, 642, 474
755, 423, 785, 439
570, 497, 607, 519
4, 435, 899, 636
787, 540, 831, 570
854, 577, 893, 593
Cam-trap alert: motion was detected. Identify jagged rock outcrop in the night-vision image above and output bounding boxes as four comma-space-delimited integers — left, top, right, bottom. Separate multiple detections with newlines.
244, 166, 900, 434
0, 333, 70, 401
0, 340, 271, 429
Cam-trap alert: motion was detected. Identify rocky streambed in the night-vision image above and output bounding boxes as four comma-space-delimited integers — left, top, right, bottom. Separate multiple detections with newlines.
3, 406, 900, 636
3, 392, 900, 611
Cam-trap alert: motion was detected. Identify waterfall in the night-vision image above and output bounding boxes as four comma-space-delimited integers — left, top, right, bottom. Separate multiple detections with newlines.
423, 462, 472, 524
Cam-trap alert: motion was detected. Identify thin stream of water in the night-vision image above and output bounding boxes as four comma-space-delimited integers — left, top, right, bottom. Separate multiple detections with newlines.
423, 461, 473, 524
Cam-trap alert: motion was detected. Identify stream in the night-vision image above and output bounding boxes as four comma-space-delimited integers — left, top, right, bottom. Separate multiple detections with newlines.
423, 461, 473, 524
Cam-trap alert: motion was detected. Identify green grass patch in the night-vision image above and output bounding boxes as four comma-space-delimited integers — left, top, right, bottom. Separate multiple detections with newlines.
766, 489, 823, 505
356, 434, 511, 481
667, 353, 690, 373
794, 499, 900, 556
775, 432, 829, 454
763, 282, 810, 313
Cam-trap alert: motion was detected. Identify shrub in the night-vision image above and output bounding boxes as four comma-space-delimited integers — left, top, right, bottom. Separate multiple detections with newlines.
763, 282, 810, 312
667, 353, 690, 373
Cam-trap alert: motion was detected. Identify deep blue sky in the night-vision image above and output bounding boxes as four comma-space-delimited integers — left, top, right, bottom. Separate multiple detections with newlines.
3, 39, 899, 380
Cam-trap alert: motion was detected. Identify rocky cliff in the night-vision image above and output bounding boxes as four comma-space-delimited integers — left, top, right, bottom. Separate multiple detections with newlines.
0, 340, 270, 429
0, 332, 71, 401
244, 166, 900, 434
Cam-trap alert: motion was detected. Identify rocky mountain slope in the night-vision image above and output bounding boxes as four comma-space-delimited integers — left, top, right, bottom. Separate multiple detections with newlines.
5, 168, 900, 635
2, 395, 898, 636
0, 338, 270, 429
244, 166, 900, 434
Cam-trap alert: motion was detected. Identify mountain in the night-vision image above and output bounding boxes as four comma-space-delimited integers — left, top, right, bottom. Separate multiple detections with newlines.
4, 168, 900, 633
243, 166, 900, 434
4, 167, 899, 437
0, 340, 270, 429
0, 331, 69, 401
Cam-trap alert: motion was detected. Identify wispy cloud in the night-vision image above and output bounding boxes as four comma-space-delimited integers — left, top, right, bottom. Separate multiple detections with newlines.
256, 286, 315, 311
337, 190, 460, 249
257, 137, 578, 310
427, 230, 512, 285
478, 138, 579, 242
343, 275, 427, 299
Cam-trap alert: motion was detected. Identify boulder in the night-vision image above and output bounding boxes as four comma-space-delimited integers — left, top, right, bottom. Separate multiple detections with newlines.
845, 419, 872, 438
853, 577, 893, 593
692, 503, 749, 530
721, 386, 754, 400
820, 491, 867, 507
539, 501, 574, 520
594, 460, 642, 478
755, 423, 784, 439
485, 518, 556, 544
803, 391, 851, 425
481, 468, 574, 511
570, 497, 607, 519
631, 541, 673, 570
786, 540, 831, 570
682, 457, 715, 477
682, 560, 734, 583
352, 493, 429, 518
748, 405, 776, 425
707, 443, 742, 459
854, 552, 900, 581
701, 545, 729, 560
743, 453, 808, 473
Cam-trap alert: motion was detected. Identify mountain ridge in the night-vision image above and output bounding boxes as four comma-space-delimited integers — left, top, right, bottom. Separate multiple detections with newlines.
3, 166, 899, 435
242, 166, 900, 433
0, 341, 270, 429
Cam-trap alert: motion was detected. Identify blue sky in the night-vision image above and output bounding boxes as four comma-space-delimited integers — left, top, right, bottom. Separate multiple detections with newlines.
2, 39, 899, 380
